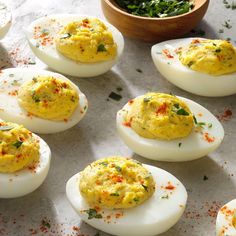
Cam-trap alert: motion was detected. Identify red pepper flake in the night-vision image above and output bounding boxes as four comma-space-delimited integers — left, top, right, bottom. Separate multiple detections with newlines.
162, 49, 174, 59
8, 89, 18, 96
191, 39, 201, 44
156, 103, 168, 115
64, 118, 68, 123
217, 108, 233, 121
123, 117, 132, 127
128, 99, 134, 105
203, 132, 215, 143
165, 181, 176, 190
72, 226, 80, 231
115, 212, 123, 219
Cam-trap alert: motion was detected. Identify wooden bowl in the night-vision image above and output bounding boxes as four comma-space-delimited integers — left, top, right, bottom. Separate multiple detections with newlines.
101, 0, 209, 42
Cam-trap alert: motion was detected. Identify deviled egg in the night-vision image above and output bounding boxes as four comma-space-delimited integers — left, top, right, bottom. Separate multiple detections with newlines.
0, 2, 11, 39
116, 93, 224, 161
25, 14, 124, 77
66, 156, 187, 236
0, 68, 87, 134
216, 199, 236, 236
151, 38, 236, 97
0, 121, 51, 198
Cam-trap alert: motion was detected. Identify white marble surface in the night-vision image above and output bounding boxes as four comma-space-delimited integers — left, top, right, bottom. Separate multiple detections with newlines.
0, 0, 236, 235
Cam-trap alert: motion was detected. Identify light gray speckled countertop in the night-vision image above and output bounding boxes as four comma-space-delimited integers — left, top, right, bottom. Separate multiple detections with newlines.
0, 0, 236, 235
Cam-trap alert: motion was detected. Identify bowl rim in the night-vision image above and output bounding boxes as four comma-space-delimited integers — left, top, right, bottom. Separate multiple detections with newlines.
102, 0, 210, 20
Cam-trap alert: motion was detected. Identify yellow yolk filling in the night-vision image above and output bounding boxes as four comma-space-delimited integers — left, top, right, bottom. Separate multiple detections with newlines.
125, 93, 194, 140
0, 122, 40, 173
55, 18, 117, 63
17, 76, 79, 121
79, 157, 155, 209
178, 39, 236, 76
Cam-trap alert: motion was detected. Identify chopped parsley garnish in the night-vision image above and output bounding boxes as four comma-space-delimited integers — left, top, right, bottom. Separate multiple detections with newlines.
28, 61, 36, 65
172, 104, 189, 116
142, 184, 148, 192
143, 96, 152, 103
13, 141, 23, 148
110, 192, 120, 196
32, 77, 38, 83
85, 209, 102, 220
187, 61, 194, 67
161, 194, 169, 199
208, 123, 213, 128
0, 126, 14, 131
41, 219, 51, 228
115, 0, 194, 18
178, 142, 182, 147
108, 92, 122, 101
32, 91, 40, 103
60, 33, 71, 39
97, 43, 107, 52
115, 166, 122, 172
176, 108, 189, 116
99, 161, 108, 167
133, 197, 139, 202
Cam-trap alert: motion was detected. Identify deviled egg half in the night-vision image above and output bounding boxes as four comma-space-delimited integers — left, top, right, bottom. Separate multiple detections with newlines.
0, 121, 51, 198
0, 2, 11, 39
117, 93, 224, 161
151, 38, 236, 97
0, 68, 88, 134
216, 199, 236, 236
25, 14, 124, 77
66, 156, 187, 236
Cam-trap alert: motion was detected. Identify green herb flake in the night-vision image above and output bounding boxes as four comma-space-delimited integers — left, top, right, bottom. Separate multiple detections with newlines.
161, 194, 169, 199
193, 115, 197, 124
9, 74, 14, 77
32, 77, 38, 83
187, 61, 194, 67
0, 126, 14, 131
85, 209, 102, 220
133, 197, 139, 202
98, 161, 108, 167
41, 29, 49, 35
142, 184, 148, 192
32, 91, 40, 103
115, 0, 194, 18
143, 96, 152, 103
178, 142, 182, 147
108, 92, 122, 101
41, 219, 51, 229
60, 33, 71, 39
115, 166, 122, 172
176, 108, 189, 116
97, 43, 107, 52
13, 141, 23, 149
208, 123, 213, 128
218, 29, 224, 33
110, 192, 120, 196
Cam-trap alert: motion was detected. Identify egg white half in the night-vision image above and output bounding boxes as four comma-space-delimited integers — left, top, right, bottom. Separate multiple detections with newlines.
66, 164, 187, 236
151, 38, 236, 97
0, 134, 51, 198
25, 14, 124, 77
116, 96, 224, 162
0, 2, 11, 39
216, 199, 236, 236
0, 68, 88, 134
